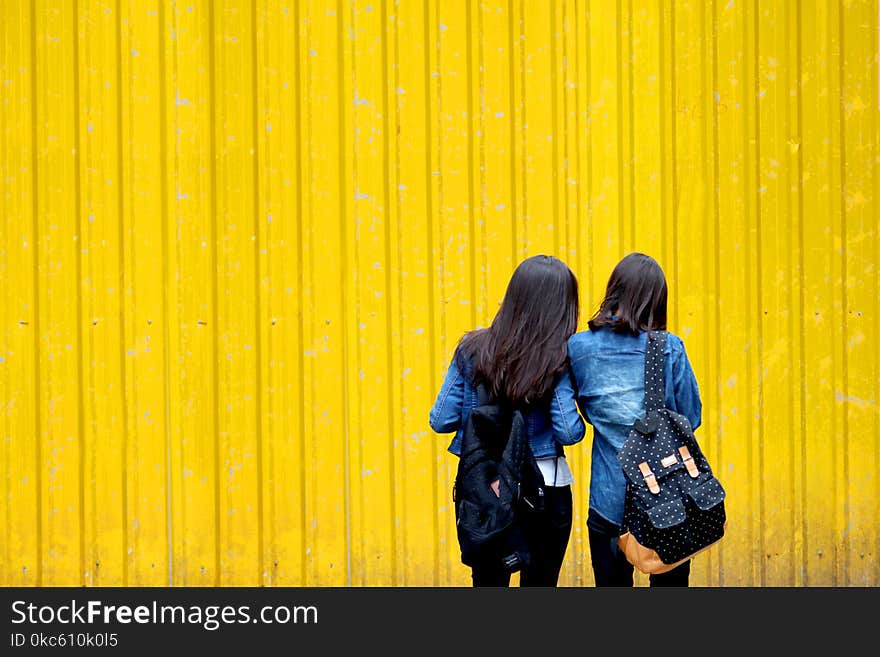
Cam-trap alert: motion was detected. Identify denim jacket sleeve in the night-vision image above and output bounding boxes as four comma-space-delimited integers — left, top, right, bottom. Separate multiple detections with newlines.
670, 339, 702, 431
429, 356, 465, 434
549, 366, 587, 446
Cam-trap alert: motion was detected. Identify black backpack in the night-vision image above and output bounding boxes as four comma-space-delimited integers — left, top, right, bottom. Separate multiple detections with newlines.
616, 331, 727, 574
452, 384, 545, 573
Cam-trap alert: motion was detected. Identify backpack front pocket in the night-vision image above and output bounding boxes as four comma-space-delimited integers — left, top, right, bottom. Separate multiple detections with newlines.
687, 477, 726, 511
645, 498, 687, 529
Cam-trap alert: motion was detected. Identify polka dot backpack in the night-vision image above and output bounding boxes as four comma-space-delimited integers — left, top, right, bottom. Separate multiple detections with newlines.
616, 331, 727, 574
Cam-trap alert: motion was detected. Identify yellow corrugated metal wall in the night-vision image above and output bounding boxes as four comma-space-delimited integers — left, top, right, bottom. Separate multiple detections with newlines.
1, 0, 877, 587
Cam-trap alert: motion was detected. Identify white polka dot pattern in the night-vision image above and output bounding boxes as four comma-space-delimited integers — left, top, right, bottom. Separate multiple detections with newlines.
617, 331, 727, 567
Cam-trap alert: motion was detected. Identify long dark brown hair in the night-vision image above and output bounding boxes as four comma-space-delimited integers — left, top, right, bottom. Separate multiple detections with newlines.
455, 255, 579, 404
588, 252, 667, 335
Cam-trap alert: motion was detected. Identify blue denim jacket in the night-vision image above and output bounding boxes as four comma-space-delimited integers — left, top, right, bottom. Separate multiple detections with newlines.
567, 328, 702, 526
429, 351, 586, 459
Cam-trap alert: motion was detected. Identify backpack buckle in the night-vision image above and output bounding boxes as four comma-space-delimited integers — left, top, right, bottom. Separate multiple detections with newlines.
678, 446, 700, 478
638, 461, 661, 494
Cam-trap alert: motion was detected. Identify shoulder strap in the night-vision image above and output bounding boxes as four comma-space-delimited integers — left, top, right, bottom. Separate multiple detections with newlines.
644, 330, 667, 414
477, 379, 533, 418
476, 382, 491, 406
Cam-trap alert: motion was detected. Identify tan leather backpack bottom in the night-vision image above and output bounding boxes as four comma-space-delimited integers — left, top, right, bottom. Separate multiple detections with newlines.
617, 526, 727, 576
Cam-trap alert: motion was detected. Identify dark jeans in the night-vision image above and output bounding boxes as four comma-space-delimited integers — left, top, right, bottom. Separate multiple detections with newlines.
471, 485, 573, 587
587, 508, 690, 587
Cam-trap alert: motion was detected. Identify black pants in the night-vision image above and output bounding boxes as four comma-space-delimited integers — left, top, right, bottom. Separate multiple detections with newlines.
587, 508, 690, 587
471, 485, 573, 587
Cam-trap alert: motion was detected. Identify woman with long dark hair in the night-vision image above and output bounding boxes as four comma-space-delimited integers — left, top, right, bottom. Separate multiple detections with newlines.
429, 255, 585, 587
568, 252, 702, 586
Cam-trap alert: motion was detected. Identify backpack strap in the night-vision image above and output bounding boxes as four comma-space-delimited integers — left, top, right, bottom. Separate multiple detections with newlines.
476, 380, 517, 411
644, 330, 667, 414
476, 381, 492, 407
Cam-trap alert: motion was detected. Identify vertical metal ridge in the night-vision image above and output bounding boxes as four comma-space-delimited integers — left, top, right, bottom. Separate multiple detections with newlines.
518, 0, 528, 253
157, 0, 174, 587
167, 5, 183, 585
584, 0, 593, 302
29, 0, 43, 588
423, 0, 440, 586
658, 0, 677, 323
794, 0, 808, 586
740, 0, 756, 585
380, 0, 400, 585
658, 0, 667, 263
709, 0, 723, 586
4, 8, 12, 584
750, 0, 765, 587
873, 0, 880, 588
392, 0, 408, 585
304, 6, 319, 587
1, 21, 6, 575
127, 47, 148, 571
573, 0, 582, 297
550, 0, 560, 257
670, 1, 678, 325
436, 0, 450, 581
507, 0, 517, 266
476, 1, 488, 319
114, 0, 130, 587
465, 0, 477, 328
82, 2, 98, 587
302, 10, 317, 586
262, 1, 277, 579
207, 0, 221, 587
347, 0, 364, 586
626, 0, 634, 250
72, 0, 87, 587
615, 0, 624, 257
336, 0, 353, 587
836, 0, 849, 585
562, 0, 570, 257
293, 0, 307, 587
250, 0, 265, 588
784, 0, 797, 587
2, 123, 7, 583
435, 0, 446, 355
824, 2, 840, 586
700, 0, 717, 585
259, 0, 277, 586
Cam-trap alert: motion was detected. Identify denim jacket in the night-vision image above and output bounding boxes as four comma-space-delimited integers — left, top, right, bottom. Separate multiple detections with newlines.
567, 328, 702, 526
429, 350, 586, 459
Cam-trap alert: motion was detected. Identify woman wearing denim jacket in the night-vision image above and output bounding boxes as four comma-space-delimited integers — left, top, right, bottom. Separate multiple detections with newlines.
568, 253, 702, 587
429, 255, 586, 587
